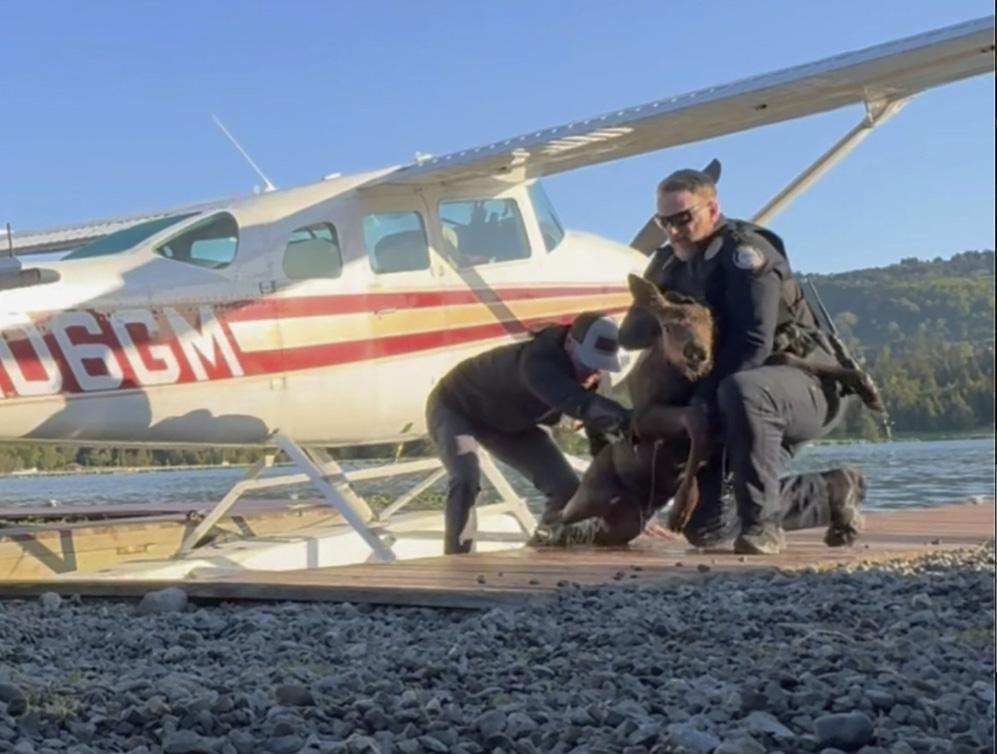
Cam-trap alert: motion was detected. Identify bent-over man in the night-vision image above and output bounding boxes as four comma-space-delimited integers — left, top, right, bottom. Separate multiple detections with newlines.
427, 312, 631, 554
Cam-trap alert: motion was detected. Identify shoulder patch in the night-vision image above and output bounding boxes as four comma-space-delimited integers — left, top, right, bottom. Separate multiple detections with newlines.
733, 244, 765, 271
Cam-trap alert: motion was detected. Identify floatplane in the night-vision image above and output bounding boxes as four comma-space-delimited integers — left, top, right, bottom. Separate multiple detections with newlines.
1, 17, 993, 581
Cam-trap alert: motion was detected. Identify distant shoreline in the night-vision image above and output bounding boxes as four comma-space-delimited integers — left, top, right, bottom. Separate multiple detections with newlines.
817, 430, 995, 445
0, 435, 993, 479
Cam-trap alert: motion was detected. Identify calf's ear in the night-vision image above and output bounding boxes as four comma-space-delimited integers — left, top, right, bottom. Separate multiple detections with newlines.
627, 273, 651, 304
627, 274, 671, 310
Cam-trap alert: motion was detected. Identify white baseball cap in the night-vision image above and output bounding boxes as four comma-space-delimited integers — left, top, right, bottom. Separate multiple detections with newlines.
569, 312, 622, 372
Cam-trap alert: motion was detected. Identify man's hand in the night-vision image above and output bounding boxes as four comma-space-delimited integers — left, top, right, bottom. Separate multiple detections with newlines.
642, 512, 680, 541
581, 372, 602, 391
581, 397, 632, 438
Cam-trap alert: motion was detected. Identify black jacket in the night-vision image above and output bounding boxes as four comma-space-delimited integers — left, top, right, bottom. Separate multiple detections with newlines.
435, 325, 630, 435
622, 217, 832, 403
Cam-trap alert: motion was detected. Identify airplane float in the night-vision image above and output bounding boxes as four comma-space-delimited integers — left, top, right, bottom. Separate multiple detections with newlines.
0, 16, 992, 578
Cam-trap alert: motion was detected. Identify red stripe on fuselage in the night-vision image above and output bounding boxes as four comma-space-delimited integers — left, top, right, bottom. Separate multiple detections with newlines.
0, 286, 629, 398
238, 307, 629, 375
224, 285, 627, 322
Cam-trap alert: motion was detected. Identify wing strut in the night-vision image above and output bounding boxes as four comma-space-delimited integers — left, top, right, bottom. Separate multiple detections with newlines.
268, 433, 396, 561
752, 98, 910, 225
175, 433, 395, 562
174, 435, 538, 563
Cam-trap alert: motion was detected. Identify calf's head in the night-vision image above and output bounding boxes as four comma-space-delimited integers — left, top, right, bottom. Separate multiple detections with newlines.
627, 274, 715, 382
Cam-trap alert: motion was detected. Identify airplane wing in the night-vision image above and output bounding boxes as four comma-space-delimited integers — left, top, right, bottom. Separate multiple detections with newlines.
373, 16, 994, 187
5, 200, 225, 258
7, 169, 392, 257
9, 17, 993, 256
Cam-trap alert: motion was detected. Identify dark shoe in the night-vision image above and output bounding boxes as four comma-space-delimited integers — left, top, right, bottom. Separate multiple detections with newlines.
734, 525, 787, 555
444, 537, 473, 555
823, 468, 866, 547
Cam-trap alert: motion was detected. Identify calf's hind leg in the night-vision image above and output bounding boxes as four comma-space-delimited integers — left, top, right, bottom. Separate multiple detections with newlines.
549, 445, 622, 525
529, 495, 644, 547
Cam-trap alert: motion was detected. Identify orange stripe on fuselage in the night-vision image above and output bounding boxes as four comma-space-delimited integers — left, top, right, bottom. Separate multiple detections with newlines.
228, 290, 631, 353
223, 285, 628, 322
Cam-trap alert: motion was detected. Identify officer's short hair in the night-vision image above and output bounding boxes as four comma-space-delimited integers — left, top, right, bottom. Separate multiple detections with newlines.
657, 169, 717, 199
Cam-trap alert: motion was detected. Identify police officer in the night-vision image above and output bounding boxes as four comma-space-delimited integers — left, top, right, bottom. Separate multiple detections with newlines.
621, 168, 866, 555
427, 312, 632, 555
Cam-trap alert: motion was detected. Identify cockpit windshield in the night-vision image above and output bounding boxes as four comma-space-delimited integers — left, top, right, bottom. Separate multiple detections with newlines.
528, 182, 565, 251
63, 213, 199, 260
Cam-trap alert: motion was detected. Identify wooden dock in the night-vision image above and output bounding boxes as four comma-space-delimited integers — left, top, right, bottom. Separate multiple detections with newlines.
0, 501, 343, 580
0, 502, 992, 609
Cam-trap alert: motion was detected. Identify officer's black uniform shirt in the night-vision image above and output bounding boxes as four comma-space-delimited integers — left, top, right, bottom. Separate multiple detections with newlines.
621, 216, 820, 404
436, 325, 629, 435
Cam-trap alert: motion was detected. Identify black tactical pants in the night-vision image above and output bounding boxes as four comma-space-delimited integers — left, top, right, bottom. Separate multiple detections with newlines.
684, 365, 847, 545
426, 389, 579, 555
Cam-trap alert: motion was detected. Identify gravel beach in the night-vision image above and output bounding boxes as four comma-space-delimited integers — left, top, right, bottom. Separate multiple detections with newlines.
1, 545, 993, 754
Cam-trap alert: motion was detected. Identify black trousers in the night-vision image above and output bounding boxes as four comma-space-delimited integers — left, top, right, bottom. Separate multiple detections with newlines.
426, 389, 579, 554
685, 365, 849, 546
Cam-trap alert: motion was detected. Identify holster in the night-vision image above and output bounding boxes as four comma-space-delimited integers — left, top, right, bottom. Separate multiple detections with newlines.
772, 321, 826, 360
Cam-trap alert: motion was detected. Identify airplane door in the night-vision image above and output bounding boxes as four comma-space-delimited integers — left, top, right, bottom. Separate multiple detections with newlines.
266, 208, 374, 445
431, 188, 543, 367
357, 192, 450, 443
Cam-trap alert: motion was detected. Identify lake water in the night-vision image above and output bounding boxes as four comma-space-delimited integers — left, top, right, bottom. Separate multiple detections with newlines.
0, 438, 992, 513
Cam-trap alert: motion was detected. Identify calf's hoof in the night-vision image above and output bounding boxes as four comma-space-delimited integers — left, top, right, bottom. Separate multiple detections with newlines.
823, 468, 866, 547
527, 519, 607, 548
734, 525, 787, 555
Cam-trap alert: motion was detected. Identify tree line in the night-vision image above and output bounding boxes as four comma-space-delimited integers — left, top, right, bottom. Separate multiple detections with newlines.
812, 251, 995, 440
0, 251, 992, 470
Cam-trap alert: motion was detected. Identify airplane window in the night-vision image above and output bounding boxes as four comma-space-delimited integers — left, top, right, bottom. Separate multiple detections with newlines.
362, 211, 430, 274
283, 223, 342, 280
438, 198, 530, 267
63, 213, 200, 260
154, 213, 239, 269
528, 183, 564, 252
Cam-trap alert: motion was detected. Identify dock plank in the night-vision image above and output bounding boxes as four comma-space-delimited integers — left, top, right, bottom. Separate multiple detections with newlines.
0, 503, 991, 609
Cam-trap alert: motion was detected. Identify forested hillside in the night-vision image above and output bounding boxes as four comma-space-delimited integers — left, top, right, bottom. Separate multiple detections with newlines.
0, 251, 993, 470
807, 251, 995, 349
806, 251, 994, 439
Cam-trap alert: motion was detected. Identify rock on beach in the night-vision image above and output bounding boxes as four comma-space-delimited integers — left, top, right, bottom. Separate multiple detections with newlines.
0, 546, 992, 753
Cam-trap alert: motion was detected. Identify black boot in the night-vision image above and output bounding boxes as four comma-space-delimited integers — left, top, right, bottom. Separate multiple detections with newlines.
823, 468, 866, 547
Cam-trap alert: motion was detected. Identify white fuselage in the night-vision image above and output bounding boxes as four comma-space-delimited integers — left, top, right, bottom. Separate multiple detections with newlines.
0, 175, 644, 447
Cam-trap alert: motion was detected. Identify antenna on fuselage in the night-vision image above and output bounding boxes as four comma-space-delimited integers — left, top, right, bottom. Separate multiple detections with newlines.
211, 114, 277, 193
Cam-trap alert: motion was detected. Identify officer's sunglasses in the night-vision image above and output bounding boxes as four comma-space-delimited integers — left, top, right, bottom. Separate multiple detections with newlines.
654, 203, 708, 230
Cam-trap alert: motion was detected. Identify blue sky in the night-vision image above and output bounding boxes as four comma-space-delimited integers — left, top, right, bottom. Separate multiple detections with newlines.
1, 1, 993, 273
